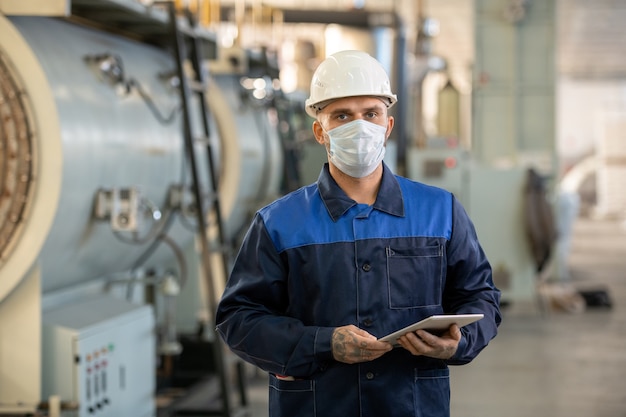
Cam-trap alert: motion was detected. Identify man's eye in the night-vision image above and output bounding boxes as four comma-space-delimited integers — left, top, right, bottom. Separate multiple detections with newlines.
337, 114, 348, 120
366, 112, 377, 118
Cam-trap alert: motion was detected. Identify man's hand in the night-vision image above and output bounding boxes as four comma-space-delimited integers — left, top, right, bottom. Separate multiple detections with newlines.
397, 324, 461, 359
332, 325, 393, 364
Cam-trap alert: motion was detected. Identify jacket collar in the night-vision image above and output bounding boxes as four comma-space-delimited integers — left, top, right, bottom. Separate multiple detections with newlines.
317, 162, 405, 222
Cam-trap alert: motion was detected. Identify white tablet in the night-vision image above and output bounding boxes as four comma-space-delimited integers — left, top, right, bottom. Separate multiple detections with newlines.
378, 314, 484, 346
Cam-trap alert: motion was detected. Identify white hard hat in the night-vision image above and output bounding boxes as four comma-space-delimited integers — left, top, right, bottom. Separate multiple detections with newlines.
305, 50, 397, 118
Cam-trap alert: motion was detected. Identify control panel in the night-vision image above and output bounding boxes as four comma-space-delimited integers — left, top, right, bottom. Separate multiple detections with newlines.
42, 295, 155, 416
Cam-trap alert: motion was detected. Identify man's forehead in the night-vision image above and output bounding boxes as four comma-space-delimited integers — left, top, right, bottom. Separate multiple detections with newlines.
322, 96, 387, 113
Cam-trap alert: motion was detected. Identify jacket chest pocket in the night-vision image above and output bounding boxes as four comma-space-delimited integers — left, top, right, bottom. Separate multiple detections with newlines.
386, 245, 443, 309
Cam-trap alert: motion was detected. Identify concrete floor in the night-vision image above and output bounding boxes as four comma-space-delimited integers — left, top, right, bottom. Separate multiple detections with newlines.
234, 217, 626, 417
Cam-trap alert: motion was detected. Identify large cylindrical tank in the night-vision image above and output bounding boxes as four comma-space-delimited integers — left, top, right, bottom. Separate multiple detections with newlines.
0, 14, 282, 301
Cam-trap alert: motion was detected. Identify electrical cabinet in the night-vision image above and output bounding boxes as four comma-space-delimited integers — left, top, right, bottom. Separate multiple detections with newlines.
42, 295, 155, 417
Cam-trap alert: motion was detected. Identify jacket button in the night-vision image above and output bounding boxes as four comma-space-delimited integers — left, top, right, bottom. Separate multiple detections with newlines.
366, 372, 374, 380
362, 263, 371, 272
363, 318, 373, 326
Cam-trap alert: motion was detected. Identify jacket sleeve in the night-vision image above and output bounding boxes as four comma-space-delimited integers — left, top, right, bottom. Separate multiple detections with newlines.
215, 213, 335, 378
444, 196, 502, 365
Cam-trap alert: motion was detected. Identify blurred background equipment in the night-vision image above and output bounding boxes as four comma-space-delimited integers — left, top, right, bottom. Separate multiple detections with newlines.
0, 1, 285, 415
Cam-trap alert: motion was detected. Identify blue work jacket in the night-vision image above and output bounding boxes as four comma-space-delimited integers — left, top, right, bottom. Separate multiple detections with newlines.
216, 163, 501, 417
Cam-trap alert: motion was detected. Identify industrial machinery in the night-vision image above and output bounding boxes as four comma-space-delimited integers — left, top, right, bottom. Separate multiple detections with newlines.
0, 1, 283, 415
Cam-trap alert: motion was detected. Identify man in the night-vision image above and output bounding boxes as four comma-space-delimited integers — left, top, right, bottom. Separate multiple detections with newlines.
216, 50, 501, 417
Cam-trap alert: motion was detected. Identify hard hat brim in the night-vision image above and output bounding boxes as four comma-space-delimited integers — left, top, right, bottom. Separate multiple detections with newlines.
305, 94, 397, 119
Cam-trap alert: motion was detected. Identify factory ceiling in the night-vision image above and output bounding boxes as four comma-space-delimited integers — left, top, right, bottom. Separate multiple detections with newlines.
66, 0, 626, 81
256, 0, 626, 81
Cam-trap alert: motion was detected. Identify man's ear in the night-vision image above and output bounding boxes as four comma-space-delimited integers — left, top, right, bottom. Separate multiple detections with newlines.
385, 116, 395, 139
312, 120, 326, 145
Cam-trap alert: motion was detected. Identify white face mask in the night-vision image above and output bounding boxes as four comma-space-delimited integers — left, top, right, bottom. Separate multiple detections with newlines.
325, 119, 388, 178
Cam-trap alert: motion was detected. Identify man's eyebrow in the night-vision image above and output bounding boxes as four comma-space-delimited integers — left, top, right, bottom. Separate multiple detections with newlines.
328, 107, 352, 116
362, 104, 385, 113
